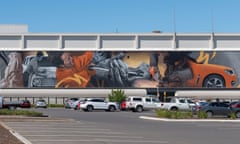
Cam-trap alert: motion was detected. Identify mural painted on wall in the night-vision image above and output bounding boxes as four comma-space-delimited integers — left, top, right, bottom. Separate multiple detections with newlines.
0, 51, 239, 89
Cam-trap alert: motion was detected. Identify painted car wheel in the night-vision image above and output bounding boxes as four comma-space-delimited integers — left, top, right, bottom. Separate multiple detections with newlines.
203, 75, 225, 88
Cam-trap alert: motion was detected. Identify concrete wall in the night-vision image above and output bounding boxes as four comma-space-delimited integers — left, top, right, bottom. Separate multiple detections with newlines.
1, 33, 240, 51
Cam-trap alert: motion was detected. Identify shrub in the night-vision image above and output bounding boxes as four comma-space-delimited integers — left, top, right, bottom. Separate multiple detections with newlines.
48, 104, 64, 108
108, 89, 126, 103
197, 111, 208, 119
0, 109, 43, 117
229, 112, 236, 120
156, 109, 193, 119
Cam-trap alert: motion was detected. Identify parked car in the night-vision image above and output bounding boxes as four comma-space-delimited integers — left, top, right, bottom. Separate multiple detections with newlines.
195, 101, 208, 111
64, 98, 82, 110
200, 102, 240, 118
120, 101, 127, 111
80, 98, 118, 112
0, 96, 31, 109
19, 100, 31, 108
157, 97, 193, 111
229, 101, 240, 108
126, 96, 159, 112
35, 99, 47, 108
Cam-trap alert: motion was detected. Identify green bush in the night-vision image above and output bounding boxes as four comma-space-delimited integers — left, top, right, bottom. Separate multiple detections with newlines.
0, 109, 43, 117
229, 112, 236, 120
108, 89, 126, 103
197, 111, 208, 119
156, 109, 193, 119
47, 104, 64, 108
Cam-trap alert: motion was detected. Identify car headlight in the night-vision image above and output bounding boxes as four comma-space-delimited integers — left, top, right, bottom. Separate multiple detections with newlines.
224, 69, 234, 75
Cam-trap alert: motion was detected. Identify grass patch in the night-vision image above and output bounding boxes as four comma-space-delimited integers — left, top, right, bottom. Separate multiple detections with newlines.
230, 112, 236, 120
156, 109, 193, 119
197, 111, 208, 119
47, 104, 64, 108
0, 109, 43, 117
31, 104, 64, 108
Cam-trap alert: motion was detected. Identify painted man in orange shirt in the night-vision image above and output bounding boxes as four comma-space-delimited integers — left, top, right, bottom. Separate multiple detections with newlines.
53, 51, 95, 88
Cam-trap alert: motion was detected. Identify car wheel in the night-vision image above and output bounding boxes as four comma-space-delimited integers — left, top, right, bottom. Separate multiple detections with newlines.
170, 107, 178, 111
109, 105, 116, 112
235, 111, 240, 118
136, 106, 143, 112
206, 111, 213, 118
203, 75, 225, 88
87, 105, 93, 112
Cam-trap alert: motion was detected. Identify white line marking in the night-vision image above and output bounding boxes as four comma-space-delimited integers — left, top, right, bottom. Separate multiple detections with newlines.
17, 131, 124, 134
29, 139, 168, 143
23, 134, 143, 138
11, 128, 111, 131
140, 116, 240, 122
0, 122, 32, 144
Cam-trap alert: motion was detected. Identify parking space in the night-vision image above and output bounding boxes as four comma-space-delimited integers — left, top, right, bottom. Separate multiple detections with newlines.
2, 108, 240, 144
5, 120, 168, 144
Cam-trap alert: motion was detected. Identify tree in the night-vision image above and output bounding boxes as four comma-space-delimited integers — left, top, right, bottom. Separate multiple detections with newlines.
108, 89, 126, 103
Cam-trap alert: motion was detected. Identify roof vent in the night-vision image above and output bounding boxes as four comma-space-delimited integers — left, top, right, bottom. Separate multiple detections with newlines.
152, 30, 161, 33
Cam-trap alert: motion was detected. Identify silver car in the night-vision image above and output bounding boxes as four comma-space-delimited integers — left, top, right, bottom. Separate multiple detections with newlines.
35, 99, 47, 108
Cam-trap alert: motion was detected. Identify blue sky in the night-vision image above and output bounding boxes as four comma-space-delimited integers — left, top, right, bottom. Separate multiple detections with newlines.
0, 0, 239, 33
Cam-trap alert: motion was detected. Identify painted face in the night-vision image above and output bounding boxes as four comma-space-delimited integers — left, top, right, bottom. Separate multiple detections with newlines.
61, 52, 73, 68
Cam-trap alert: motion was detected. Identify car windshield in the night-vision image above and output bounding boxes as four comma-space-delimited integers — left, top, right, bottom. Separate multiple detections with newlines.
38, 100, 45, 102
152, 98, 160, 103
38, 57, 54, 67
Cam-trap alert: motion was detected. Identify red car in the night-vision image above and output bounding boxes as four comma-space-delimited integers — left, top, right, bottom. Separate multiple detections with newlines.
230, 102, 240, 108
121, 101, 127, 111
19, 100, 31, 108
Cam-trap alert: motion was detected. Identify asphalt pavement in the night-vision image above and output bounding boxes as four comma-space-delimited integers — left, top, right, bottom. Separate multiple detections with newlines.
2, 108, 240, 144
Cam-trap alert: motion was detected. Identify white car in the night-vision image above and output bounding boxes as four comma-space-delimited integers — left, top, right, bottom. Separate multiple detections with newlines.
80, 98, 118, 112
157, 97, 193, 111
64, 98, 83, 110
126, 96, 159, 112
35, 99, 47, 108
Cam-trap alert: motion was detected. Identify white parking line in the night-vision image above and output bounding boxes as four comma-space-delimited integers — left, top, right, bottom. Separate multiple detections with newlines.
23, 134, 143, 139
10, 127, 111, 131
16, 130, 124, 134
29, 139, 168, 143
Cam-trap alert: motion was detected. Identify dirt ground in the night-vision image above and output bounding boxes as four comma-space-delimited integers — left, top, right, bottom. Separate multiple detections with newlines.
0, 124, 23, 144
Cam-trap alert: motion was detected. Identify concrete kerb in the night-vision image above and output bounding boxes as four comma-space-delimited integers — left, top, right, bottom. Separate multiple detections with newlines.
139, 116, 240, 122
0, 121, 32, 144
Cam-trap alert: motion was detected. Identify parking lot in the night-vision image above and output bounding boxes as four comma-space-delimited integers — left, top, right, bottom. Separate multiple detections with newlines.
1, 108, 240, 144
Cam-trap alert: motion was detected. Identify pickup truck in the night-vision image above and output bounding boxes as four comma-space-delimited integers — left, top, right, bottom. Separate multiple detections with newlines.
0, 96, 31, 109
157, 97, 195, 111
126, 96, 159, 112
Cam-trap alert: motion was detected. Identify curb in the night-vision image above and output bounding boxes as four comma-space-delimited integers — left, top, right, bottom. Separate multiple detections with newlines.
139, 116, 240, 122
0, 122, 32, 144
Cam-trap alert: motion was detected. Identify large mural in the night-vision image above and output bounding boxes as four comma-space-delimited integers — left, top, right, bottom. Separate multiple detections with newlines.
0, 51, 239, 89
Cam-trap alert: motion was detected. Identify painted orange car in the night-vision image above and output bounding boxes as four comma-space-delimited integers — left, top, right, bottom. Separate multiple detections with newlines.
184, 58, 237, 88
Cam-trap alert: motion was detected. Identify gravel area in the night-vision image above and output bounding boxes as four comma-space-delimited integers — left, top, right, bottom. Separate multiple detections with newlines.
0, 123, 23, 144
